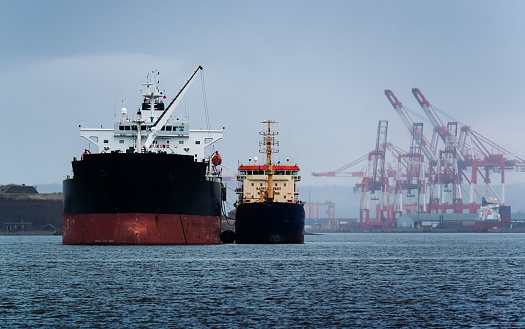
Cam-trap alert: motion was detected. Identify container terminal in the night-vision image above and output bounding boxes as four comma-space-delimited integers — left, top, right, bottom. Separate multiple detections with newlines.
312, 88, 525, 232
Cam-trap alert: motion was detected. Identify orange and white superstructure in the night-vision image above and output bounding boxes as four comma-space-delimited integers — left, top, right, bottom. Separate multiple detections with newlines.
234, 121, 305, 244
236, 159, 301, 204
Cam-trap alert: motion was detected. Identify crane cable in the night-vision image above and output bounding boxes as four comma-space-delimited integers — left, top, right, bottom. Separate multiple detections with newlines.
201, 71, 211, 132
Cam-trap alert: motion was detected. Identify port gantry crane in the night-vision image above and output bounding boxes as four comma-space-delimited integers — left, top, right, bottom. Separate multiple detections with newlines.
311, 121, 399, 229
356, 120, 397, 229
305, 201, 338, 228
393, 123, 425, 217
412, 88, 464, 213
385, 90, 431, 215
457, 124, 525, 210
411, 88, 525, 214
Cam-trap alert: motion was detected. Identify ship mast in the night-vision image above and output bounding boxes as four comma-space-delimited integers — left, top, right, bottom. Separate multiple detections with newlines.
260, 121, 278, 202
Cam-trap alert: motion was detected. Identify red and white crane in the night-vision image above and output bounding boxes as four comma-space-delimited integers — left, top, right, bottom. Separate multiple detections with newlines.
412, 88, 463, 213
385, 90, 437, 164
357, 120, 396, 228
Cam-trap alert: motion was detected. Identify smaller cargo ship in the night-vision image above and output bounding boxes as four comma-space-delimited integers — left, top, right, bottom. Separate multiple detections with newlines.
234, 121, 305, 244
478, 197, 501, 221
475, 197, 511, 232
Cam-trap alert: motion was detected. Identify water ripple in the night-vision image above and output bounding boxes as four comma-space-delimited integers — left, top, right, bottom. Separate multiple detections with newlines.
0, 233, 524, 328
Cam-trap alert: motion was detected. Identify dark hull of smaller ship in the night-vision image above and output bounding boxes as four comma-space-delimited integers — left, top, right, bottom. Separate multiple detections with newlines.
235, 202, 305, 244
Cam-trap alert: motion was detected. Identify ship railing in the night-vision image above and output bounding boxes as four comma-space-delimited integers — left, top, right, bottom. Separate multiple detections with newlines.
206, 174, 222, 183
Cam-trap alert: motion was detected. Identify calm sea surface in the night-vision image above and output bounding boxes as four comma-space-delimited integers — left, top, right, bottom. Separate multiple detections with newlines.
1, 233, 524, 328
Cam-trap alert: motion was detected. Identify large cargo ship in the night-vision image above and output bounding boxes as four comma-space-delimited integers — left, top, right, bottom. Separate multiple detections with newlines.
62, 66, 225, 245
234, 121, 305, 244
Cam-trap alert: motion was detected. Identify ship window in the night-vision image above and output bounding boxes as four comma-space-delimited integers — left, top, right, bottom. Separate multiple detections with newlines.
161, 127, 165, 131
260, 183, 263, 186
119, 140, 124, 144
125, 126, 131, 130
251, 183, 254, 186
104, 140, 109, 144
166, 126, 172, 131
119, 126, 124, 130
178, 127, 184, 131
179, 141, 184, 144
132, 126, 137, 131
275, 183, 277, 186
292, 171, 298, 175
239, 171, 246, 175
284, 183, 286, 186
195, 141, 200, 145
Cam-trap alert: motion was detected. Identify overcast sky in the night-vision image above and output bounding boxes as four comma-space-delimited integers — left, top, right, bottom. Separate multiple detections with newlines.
1, 0, 525, 188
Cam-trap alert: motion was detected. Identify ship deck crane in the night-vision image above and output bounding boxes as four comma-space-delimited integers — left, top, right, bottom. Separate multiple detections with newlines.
142, 66, 203, 150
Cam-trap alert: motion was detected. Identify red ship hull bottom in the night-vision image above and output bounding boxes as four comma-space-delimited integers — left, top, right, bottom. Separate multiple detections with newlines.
62, 213, 221, 245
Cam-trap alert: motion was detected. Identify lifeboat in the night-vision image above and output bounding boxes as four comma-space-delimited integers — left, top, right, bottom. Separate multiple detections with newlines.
211, 152, 222, 166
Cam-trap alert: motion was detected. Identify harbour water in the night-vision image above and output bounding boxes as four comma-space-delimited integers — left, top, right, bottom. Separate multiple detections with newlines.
1, 233, 524, 328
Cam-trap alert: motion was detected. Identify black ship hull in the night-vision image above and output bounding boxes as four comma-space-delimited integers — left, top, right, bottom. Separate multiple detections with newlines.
234, 202, 305, 244
63, 153, 222, 245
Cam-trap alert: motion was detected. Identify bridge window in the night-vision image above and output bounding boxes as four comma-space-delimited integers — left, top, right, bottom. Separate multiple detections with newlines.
195, 141, 201, 145
104, 140, 109, 144
119, 140, 124, 144
179, 141, 184, 144
166, 126, 172, 131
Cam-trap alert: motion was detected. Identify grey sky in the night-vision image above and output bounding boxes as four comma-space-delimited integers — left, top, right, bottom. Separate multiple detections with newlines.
1, 0, 524, 188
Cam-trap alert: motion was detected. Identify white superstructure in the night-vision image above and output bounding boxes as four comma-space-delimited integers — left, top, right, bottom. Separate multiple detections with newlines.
478, 197, 501, 221
80, 67, 223, 161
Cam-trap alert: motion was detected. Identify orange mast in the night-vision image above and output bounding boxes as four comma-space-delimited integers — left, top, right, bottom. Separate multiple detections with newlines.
260, 120, 278, 202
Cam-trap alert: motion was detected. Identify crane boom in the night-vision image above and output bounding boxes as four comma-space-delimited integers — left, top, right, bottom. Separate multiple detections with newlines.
143, 66, 203, 149
411, 88, 465, 162
384, 90, 436, 163
311, 154, 368, 177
